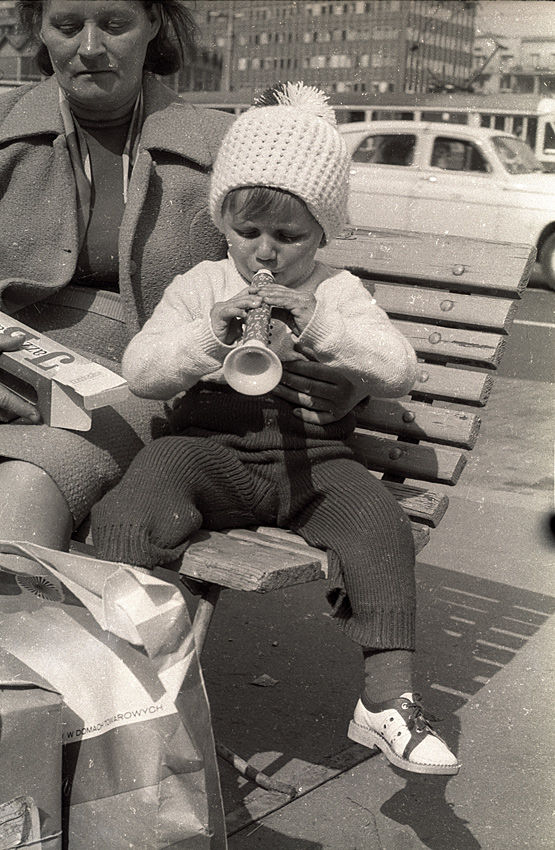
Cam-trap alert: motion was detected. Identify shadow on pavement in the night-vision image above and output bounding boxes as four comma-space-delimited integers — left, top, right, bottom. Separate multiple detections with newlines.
414, 562, 555, 722
228, 824, 323, 849
375, 562, 555, 850
381, 774, 481, 850
199, 563, 555, 844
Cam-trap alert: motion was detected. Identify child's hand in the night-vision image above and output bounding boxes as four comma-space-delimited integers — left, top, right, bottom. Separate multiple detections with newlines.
210, 288, 262, 344
255, 284, 316, 334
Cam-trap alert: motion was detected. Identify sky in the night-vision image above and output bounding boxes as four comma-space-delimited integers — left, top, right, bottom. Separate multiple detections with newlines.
475, 1, 555, 38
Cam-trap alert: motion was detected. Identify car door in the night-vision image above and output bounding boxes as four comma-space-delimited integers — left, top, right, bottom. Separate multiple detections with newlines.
346, 131, 419, 229
411, 132, 503, 240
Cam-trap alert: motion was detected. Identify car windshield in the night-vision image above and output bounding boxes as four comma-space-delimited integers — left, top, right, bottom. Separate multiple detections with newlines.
492, 136, 544, 174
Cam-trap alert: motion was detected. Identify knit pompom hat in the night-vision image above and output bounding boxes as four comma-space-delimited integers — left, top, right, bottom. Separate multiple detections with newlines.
209, 82, 350, 245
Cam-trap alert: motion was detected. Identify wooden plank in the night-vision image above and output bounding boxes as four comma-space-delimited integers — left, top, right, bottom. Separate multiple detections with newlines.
358, 398, 481, 449
372, 283, 517, 332
224, 528, 328, 563
318, 228, 535, 296
235, 523, 430, 560
178, 512, 431, 592
350, 431, 467, 485
411, 363, 493, 406
412, 522, 430, 554
394, 320, 506, 368
230, 521, 431, 559
180, 531, 325, 592
383, 482, 449, 528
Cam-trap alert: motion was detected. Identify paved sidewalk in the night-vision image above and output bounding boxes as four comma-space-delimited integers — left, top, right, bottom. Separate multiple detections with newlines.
223, 545, 555, 849
200, 376, 555, 849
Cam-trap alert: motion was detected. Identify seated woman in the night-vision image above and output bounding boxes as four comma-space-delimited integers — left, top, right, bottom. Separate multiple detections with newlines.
0, 0, 362, 572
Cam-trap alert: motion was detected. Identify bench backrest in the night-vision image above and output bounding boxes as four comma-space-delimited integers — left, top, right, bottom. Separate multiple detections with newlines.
318, 227, 535, 550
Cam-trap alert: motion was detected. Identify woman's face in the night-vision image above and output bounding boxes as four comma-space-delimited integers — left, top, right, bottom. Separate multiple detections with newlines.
40, 1, 160, 118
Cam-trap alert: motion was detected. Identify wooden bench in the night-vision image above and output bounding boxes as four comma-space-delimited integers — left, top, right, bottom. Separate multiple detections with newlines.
177, 227, 533, 586
163, 226, 534, 796
68, 227, 533, 800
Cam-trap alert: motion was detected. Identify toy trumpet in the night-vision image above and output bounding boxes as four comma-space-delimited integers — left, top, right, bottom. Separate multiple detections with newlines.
223, 269, 283, 396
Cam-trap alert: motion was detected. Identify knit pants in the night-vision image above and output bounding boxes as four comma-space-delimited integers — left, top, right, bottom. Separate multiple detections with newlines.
92, 433, 416, 650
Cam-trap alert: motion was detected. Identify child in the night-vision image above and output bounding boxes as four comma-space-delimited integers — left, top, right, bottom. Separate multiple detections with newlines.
92, 83, 459, 776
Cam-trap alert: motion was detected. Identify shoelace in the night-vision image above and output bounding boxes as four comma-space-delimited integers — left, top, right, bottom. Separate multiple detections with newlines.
400, 694, 440, 734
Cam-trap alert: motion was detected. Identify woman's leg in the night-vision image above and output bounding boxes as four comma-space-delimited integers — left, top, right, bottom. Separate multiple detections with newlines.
0, 460, 73, 571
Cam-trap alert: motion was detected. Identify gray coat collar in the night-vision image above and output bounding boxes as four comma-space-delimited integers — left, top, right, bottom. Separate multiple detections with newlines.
0, 73, 218, 168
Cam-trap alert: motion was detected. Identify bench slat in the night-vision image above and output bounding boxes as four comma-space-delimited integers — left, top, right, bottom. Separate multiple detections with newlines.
358, 399, 481, 449
411, 363, 493, 407
382, 482, 449, 527
394, 320, 505, 368
350, 430, 467, 485
372, 283, 517, 332
243, 524, 431, 560
178, 520, 431, 592
182, 530, 325, 592
412, 523, 430, 553
319, 229, 534, 296
225, 528, 327, 559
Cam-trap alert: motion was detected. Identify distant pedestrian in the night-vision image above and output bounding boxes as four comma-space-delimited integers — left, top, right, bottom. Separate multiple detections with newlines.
92, 83, 459, 776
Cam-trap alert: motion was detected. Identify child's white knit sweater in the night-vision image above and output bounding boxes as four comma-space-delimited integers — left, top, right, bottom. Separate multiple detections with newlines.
122, 257, 417, 401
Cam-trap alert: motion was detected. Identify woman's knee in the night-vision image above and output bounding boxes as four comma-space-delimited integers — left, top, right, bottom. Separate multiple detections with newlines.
0, 459, 72, 547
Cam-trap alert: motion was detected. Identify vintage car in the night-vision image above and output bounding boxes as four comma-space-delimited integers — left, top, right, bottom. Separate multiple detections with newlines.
340, 120, 555, 288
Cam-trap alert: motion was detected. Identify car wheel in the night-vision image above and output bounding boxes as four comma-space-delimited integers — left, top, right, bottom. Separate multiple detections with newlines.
539, 232, 555, 291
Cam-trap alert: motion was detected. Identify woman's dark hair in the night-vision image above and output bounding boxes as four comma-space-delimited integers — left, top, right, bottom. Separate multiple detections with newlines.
16, 1, 197, 76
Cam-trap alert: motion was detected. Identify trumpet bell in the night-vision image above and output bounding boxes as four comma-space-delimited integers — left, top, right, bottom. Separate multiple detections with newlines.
223, 340, 283, 396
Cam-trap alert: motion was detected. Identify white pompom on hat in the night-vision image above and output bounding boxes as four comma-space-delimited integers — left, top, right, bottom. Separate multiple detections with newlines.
209, 82, 350, 245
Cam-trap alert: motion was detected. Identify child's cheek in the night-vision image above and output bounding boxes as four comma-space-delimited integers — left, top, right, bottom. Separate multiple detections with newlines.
228, 237, 249, 258
226, 238, 253, 278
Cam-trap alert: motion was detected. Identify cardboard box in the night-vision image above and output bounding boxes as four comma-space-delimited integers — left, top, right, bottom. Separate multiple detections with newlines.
0, 311, 129, 431
0, 648, 63, 850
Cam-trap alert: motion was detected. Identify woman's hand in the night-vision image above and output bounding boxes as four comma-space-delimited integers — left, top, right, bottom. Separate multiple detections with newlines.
0, 331, 42, 424
273, 358, 368, 424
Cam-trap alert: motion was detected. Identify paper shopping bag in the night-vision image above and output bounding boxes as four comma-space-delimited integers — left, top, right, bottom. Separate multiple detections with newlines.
0, 647, 63, 850
0, 541, 227, 850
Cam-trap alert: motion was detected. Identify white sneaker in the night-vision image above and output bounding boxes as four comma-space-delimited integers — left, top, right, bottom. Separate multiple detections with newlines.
348, 693, 460, 775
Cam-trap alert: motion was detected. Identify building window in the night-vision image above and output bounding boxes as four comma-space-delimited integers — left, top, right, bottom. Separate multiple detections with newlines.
310, 55, 326, 68
500, 74, 512, 91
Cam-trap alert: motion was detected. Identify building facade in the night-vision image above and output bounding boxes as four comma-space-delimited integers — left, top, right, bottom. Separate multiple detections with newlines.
474, 32, 555, 96
193, 0, 477, 95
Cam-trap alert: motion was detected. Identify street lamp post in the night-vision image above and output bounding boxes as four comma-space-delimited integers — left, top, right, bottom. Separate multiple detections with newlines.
215, 0, 241, 94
